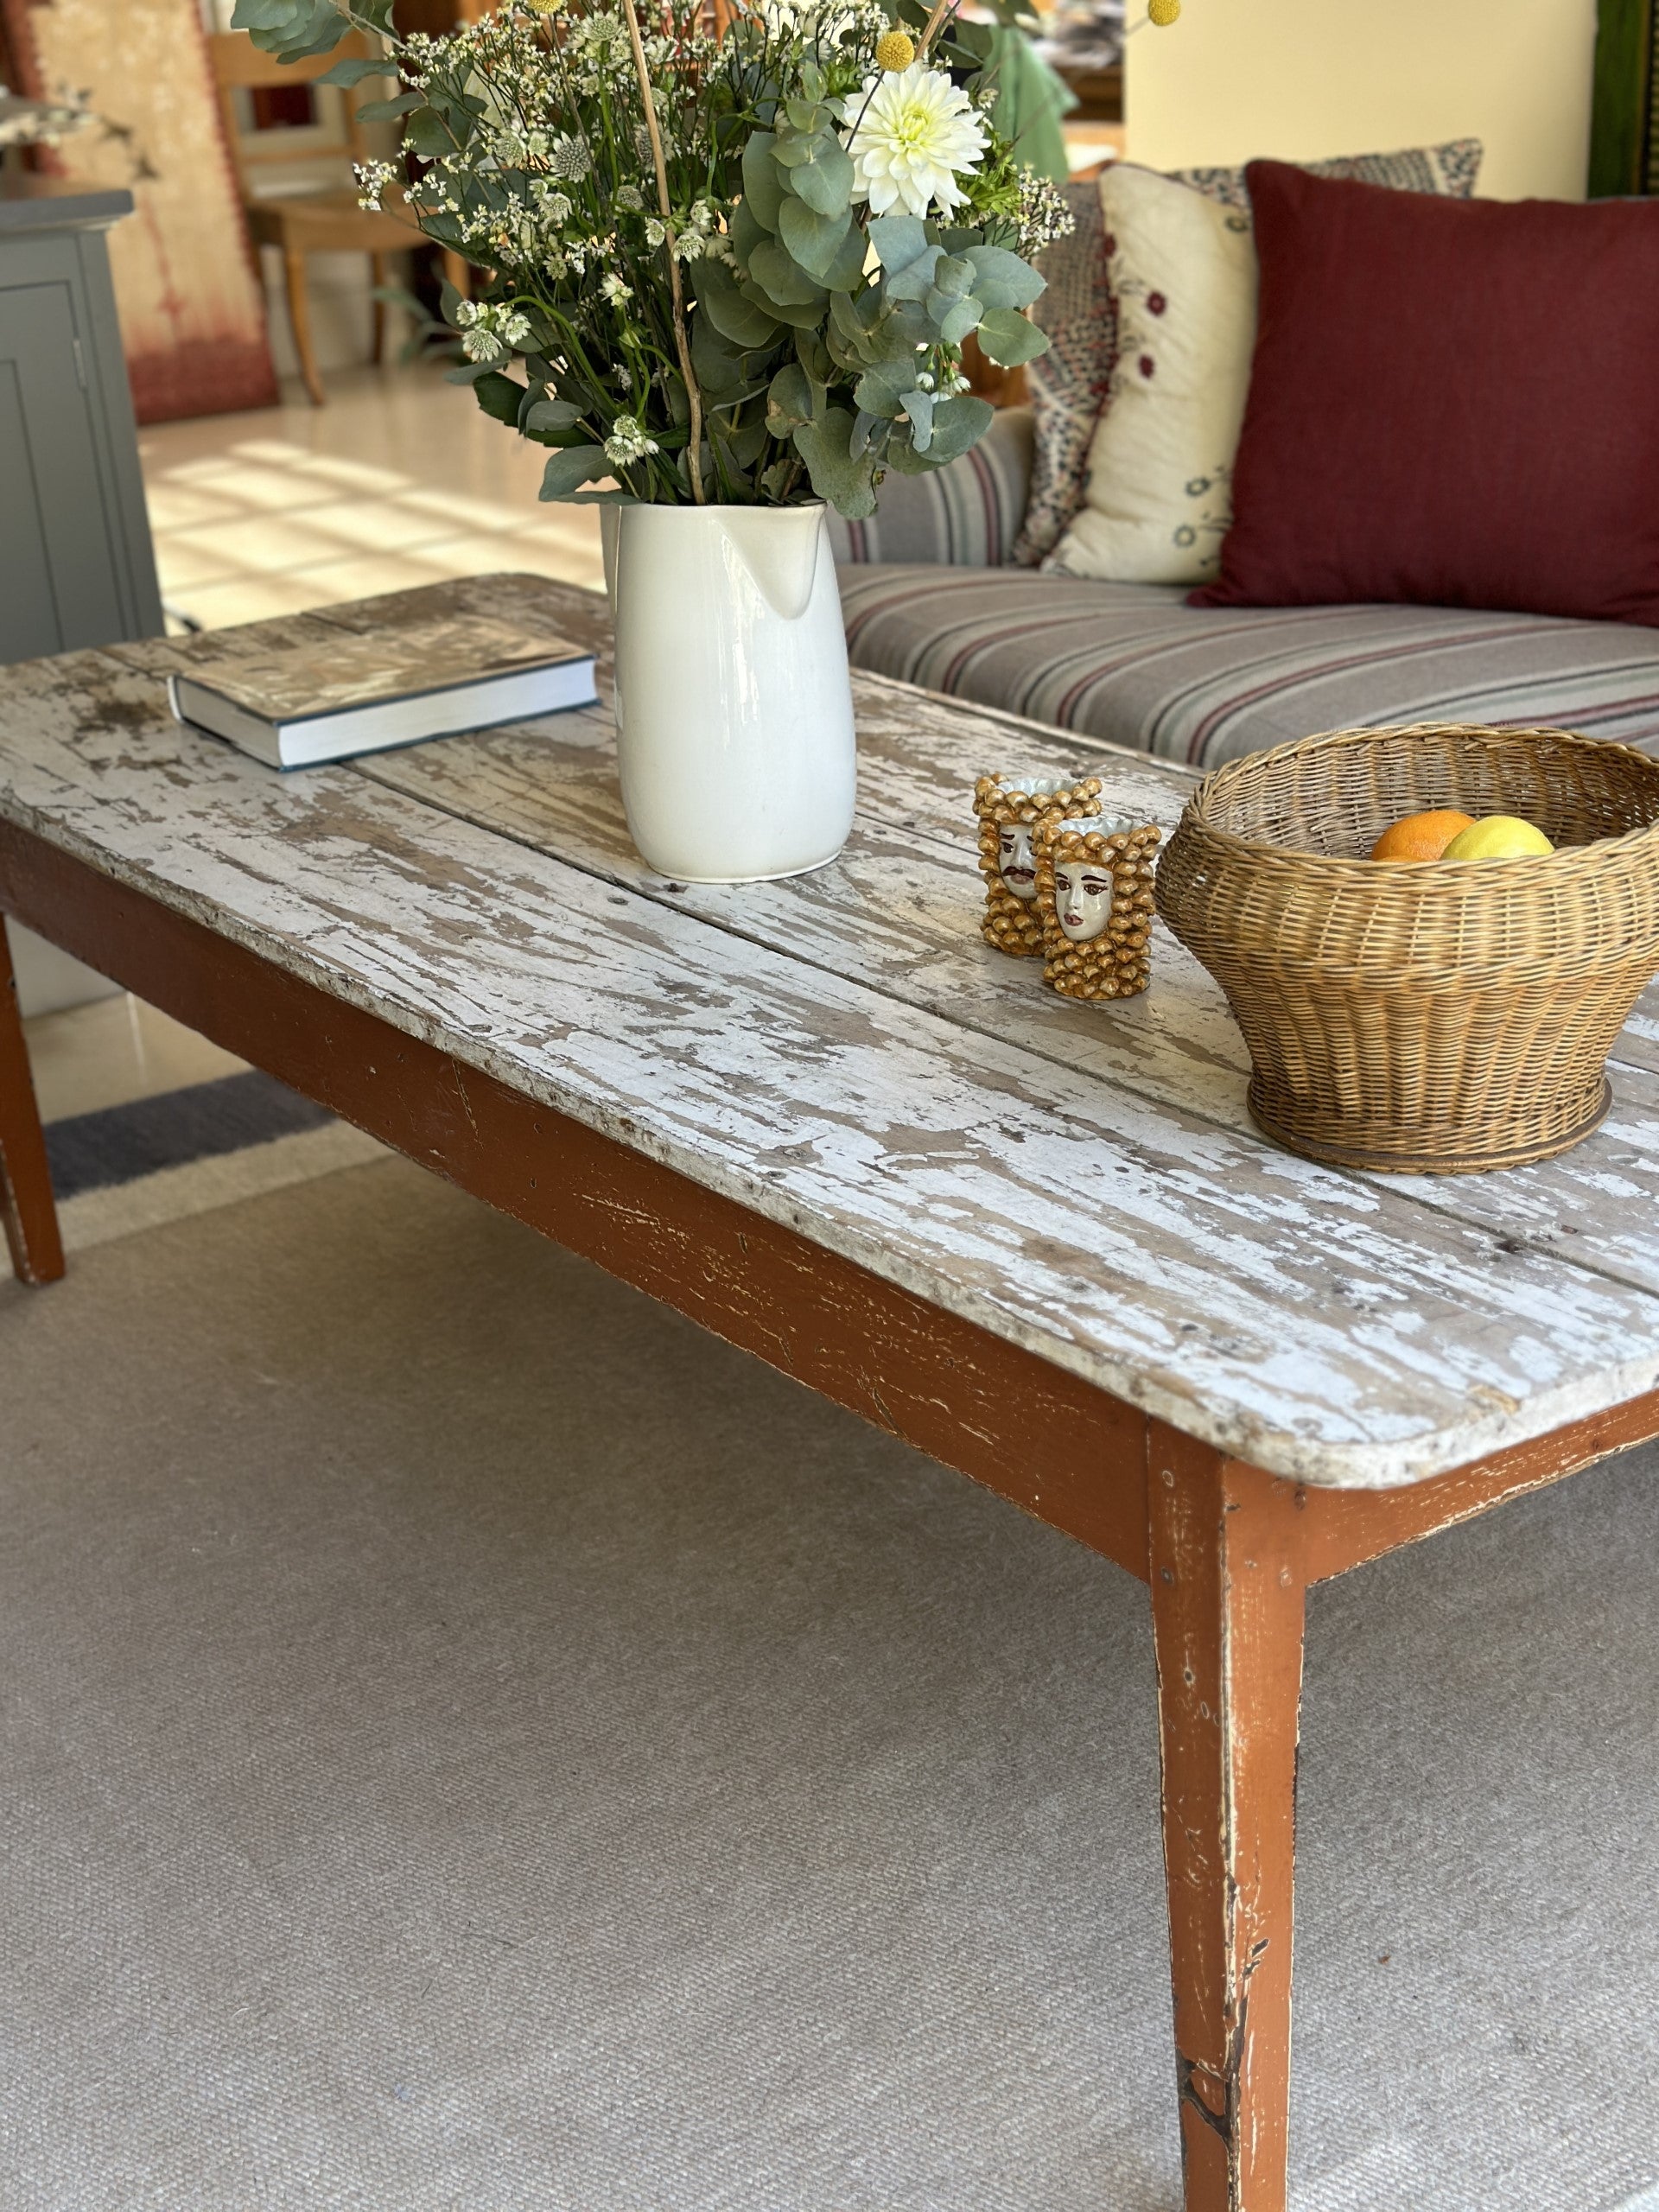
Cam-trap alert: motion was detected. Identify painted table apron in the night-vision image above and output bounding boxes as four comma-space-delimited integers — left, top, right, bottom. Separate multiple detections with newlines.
3, 574, 1659, 2212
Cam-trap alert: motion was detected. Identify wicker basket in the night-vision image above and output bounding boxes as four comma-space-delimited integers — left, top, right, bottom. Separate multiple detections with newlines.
1155, 722, 1659, 1173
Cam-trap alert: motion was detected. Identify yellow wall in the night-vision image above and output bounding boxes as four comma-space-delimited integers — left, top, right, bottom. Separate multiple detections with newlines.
1124, 0, 1599, 202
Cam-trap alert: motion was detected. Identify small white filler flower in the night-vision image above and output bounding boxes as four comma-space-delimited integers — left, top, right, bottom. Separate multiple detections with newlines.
604, 415, 659, 466
839, 63, 988, 219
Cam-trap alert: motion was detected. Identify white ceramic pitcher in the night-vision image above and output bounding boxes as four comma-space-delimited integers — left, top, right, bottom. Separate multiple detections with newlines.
608, 500, 857, 883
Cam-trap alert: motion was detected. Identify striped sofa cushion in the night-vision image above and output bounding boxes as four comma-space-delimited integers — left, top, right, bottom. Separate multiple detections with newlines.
837, 563, 1659, 769
823, 408, 1033, 571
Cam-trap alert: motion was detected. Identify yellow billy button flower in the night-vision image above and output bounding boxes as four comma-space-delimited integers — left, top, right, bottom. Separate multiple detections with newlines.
522, 0, 564, 15
874, 26, 916, 71
1147, 0, 1181, 22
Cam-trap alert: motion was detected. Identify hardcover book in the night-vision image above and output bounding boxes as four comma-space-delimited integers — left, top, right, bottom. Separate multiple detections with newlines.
167, 613, 598, 769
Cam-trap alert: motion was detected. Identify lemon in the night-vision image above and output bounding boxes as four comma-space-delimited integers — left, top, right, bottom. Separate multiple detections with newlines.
1441, 815, 1554, 860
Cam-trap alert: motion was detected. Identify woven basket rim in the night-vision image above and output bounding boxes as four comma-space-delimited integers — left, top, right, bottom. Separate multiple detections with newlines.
1185, 721, 1659, 878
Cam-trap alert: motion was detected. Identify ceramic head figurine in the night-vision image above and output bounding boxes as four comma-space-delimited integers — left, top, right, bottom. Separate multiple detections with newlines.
1034, 814, 1163, 999
973, 769, 1105, 956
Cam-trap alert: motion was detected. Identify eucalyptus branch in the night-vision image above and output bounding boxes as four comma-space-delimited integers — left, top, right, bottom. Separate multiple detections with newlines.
618, 0, 706, 505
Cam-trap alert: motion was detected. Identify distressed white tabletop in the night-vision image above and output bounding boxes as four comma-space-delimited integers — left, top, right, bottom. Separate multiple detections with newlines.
6, 571, 1659, 1490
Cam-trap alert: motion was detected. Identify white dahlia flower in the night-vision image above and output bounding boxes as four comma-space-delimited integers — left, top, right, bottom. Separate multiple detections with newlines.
839, 64, 988, 219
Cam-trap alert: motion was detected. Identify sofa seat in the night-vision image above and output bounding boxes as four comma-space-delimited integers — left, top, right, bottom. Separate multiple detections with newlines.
838, 562, 1659, 771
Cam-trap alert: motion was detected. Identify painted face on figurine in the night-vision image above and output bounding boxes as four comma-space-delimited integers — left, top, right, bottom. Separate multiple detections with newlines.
1054, 860, 1113, 942
998, 823, 1038, 899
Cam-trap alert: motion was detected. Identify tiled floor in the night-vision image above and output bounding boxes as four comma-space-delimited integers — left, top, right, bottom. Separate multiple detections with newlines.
23, 997, 248, 1128
141, 360, 604, 632
27, 360, 605, 1122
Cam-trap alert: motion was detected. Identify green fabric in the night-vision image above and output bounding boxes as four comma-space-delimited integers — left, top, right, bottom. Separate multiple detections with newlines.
1588, 0, 1656, 196
983, 27, 1076, 185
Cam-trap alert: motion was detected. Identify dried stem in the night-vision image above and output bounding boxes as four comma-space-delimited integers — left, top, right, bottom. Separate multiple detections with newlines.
916, 0, 963, 59
619, 0, 706, 505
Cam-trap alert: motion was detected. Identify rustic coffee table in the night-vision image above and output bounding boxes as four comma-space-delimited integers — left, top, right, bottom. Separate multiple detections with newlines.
4, 575, 1659, 2212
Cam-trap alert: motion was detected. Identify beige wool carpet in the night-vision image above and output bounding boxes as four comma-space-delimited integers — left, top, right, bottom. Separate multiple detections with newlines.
3, 1154, 1659, 2212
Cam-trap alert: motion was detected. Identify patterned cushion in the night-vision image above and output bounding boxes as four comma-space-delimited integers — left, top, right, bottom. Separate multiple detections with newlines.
838, 563, 1659, 771
1010, 139, 1484, 572
1012, 178, 1112, 569
825, 406, 1033, 569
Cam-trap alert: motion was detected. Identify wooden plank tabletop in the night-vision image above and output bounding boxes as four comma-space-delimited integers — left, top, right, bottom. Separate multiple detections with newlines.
7, 572, 1659, 1490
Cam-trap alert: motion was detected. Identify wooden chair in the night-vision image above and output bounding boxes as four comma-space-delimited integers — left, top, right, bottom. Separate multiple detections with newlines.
211, 29, 414, 406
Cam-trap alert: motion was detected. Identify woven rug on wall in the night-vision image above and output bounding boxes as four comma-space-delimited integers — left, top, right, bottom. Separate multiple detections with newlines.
3, 1153, 1659, 2212
2, 0, 277, 422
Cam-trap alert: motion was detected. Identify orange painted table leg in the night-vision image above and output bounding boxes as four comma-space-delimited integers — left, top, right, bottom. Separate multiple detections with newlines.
1149, 1420, 1307, 2212
0, 914, 65, 1286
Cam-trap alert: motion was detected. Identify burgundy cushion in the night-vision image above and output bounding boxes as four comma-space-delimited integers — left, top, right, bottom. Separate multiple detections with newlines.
1192, 162, 1659, 628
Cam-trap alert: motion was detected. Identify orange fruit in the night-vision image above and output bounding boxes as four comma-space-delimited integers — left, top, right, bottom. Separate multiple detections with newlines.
1369, 809, 1476, 862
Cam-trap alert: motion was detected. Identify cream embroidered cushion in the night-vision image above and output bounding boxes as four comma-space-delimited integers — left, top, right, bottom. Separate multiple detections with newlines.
1049, 164, 1258, 587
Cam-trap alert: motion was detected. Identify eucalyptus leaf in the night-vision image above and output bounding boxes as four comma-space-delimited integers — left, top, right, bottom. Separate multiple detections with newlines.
232, 0, 349, 62
975, 307, 1049, 367
731, 196, 769, 267
765, 362, 815, 435
778, 196, 853, 284
938, 296, 983, 346
792, 406, 878, 518
355, 91, 422, 121
881, 433, 932, 475
821, 220, 868, 294
778, 135, 854, 219
750, 236, 827, 308
444, 361, 499, 385
741, 133, 785, 232
963, 244, 1046, 311
852, 359, 912, 416
930, 255, 975, 301
538, 444, 608, 499
741, 283, 829, 331
882, 245, 944, 303
920, 391, 995, 465
523, 396, 583, 439
315, 54, 387, 85
402, 107, 454, 157
693, 321, 747, 398
723, 413, 771, 468
696, 263, 785, 349
901, 387, 934, 451
867, 213, 929, 272
471, 372, 524, 426
794, 331, 834, 390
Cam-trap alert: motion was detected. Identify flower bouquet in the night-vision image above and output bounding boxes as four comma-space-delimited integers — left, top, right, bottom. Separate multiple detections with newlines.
233, 0, 1071, 878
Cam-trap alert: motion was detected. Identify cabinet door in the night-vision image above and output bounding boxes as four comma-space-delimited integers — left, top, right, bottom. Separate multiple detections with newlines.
0, 281, 129, 661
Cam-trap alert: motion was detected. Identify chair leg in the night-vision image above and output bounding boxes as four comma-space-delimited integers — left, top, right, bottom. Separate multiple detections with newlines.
282, 244, 326, 407
1148, 1420, 1306, 2212
369, 250, 388, 366
441, 248, 471, 304
0, 915, 65, 1287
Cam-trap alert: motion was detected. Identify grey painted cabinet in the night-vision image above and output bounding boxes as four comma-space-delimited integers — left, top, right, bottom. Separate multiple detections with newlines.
0, 181, 163, 659
1, 180, 165, 1009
